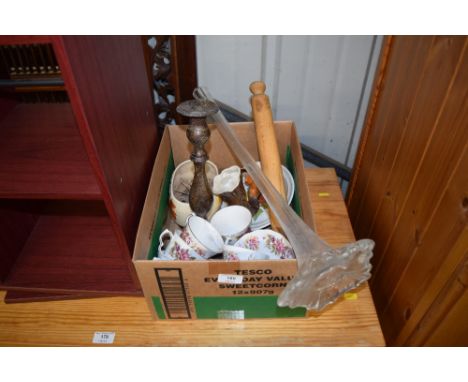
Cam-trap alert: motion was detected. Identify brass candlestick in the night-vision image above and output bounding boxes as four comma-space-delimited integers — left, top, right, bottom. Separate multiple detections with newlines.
176, 99, 219, 218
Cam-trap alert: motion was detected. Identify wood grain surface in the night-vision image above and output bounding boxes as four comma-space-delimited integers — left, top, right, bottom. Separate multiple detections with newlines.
0, 36, 53, 45
3, 214, 140, 295
0, 169, 384, 346
0, 205, 37, 283
0, 36, 157, 302
347, 36, 468, 345
250, 81, 286, 231
0, 103, 101, 199
56, 36, 158, 255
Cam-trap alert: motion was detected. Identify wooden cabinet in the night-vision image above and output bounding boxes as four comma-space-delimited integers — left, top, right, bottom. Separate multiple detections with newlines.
347, 36, 467, 345
0, 36, 158, 302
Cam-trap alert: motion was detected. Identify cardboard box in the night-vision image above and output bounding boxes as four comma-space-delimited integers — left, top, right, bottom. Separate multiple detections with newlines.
132, 121, 315, 319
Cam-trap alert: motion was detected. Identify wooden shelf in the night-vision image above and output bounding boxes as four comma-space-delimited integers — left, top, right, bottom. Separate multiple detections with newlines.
3, 290, 103, 303
4, 214, 140, 295
0, 103, 102, 200
0, 36, 53, 46
0, 36, 157, 303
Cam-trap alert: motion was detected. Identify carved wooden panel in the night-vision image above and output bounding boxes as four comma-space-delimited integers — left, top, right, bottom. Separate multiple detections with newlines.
143, 36, 197, 133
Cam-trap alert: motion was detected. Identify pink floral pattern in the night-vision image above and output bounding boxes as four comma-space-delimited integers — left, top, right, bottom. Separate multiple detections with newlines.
281, 247, 295, 259
235, 230, 296, 260
265, 234, 294, 259
180, 230, 206, 257
172, 243, 190, 260
226, 252, 239, 261
180, 230, 192, 245
244, 236, 260, 250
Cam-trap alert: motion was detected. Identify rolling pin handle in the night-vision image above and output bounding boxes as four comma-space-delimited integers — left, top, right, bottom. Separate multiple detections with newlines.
249, 81, 266, 96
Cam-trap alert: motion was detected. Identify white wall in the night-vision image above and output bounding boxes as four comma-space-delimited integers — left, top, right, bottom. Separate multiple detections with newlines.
196, 35, 382, 175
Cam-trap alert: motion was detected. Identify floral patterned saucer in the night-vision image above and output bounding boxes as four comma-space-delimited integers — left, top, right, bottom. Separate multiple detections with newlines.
233, 229, 295, 260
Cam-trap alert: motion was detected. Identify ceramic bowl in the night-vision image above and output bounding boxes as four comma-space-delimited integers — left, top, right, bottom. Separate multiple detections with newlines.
210, 205, 252, 244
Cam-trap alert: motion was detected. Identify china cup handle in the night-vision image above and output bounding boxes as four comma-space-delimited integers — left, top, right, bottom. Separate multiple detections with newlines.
184, 212, 196, 227
224, 236, 234, 245
158, 229, 173, 257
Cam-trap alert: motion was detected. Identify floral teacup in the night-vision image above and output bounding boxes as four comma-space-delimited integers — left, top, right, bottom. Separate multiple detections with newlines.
223, 245, 269, 261
181, 214, 224, 258
157, 229, 205, 261
234, 229, 295, 260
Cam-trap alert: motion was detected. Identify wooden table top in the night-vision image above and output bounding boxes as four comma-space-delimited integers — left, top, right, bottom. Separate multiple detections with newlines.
0, 168, 385, 346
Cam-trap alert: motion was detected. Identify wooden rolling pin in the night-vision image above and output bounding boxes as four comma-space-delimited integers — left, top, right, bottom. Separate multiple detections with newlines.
249, 81, 286, 231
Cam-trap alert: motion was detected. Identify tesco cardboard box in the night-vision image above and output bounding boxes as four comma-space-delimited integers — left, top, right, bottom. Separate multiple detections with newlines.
132, 121, 315, 319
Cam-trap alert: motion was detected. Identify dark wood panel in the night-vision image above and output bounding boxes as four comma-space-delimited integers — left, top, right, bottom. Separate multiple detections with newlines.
382, 150, 468, 343
392, 226, 468, 345
0, 206, 37, 282
407, 228, 468, 345
425, 289, 468, 346
369, 37, 465, 280
348, 37, 434, 234
4, 290, 106, 303
348, 36, 468, 345
407, 245, 467, 346
172, 36, 198, 108
353, 36, 439, 238
0, 103, 102, 199
0, 36, 155, 301
0, 36, 53, 45
4, 214, 141, 294
376, 53, 468, 340
0, 97, 17, 122
368, 37, 466, 317
55, 36, 158, 259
